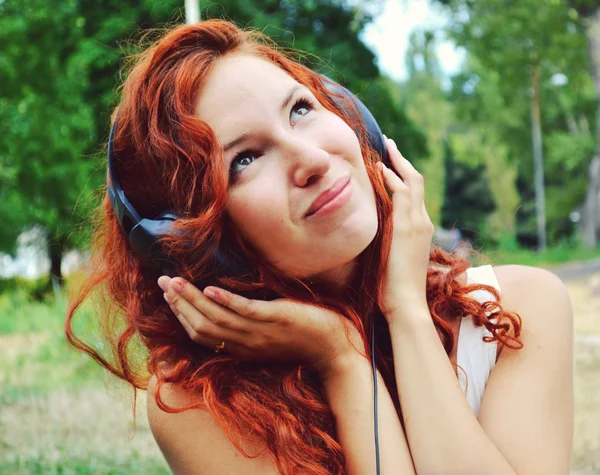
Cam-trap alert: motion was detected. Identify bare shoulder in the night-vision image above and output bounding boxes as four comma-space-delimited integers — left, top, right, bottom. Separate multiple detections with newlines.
146, 374, 279, 474
491, 264, 573, 326
490, 264, 573, 357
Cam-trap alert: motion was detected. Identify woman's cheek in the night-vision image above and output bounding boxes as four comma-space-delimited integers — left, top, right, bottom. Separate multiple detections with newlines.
228, 187, 285, 234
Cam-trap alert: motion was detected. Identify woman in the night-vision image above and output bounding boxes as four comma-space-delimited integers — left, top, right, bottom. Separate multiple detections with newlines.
66, 20, 574, 474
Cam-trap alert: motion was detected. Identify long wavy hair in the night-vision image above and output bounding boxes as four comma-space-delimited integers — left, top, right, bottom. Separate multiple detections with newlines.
66, 20, 523, 475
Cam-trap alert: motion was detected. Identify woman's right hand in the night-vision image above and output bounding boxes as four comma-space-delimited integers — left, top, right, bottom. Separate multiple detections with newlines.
158, 276, 366, 379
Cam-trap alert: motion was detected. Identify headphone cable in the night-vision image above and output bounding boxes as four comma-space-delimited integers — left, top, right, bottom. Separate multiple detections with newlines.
371, 321, 380, 475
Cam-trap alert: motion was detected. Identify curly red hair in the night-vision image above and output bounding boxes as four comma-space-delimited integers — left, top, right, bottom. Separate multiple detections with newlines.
65, 20, 523, 475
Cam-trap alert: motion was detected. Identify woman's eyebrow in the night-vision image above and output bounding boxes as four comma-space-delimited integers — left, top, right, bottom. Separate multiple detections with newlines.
224, 131, 258, 153
223, 85, 303, 153
280, 85, 302, 112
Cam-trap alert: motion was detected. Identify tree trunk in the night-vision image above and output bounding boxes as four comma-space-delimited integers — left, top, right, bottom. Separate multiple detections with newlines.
581, 156, 600, 248
48, 230, 66, 289
531, 62, 547, 251
185, 0, 200, 24
581, 7, 600, 248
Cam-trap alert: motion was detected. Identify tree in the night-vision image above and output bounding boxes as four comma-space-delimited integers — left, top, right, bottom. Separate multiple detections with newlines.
568, 0, 600, 247
399, 30, 451, 226
0, 0, 97, 285
399, 29, 516, 243
435, 0, 589, 249
441, 139, 496, 245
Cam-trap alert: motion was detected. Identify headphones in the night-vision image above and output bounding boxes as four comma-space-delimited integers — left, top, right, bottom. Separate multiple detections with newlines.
107, 76, 387, 473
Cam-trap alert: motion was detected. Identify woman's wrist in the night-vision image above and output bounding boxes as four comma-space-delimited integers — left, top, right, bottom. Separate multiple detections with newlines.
318, 351, 371, 388
386, 304, 433, 332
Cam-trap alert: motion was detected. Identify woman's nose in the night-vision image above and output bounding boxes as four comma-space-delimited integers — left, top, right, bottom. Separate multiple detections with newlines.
286, 138, 331, 187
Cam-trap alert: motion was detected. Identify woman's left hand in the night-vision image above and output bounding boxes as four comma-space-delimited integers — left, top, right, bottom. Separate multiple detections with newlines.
378, 137, 435, 323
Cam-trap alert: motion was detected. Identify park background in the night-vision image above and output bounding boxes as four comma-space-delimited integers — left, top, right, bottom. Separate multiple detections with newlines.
1, 0, 600, 473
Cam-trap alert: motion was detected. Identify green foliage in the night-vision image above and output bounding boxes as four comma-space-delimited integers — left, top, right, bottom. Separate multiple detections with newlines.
0, 286, 168, 472
441, 140, 496, 244
0, 0, 100, 277
0, 275, 54, 302
0, 290, 102, 400
437, 0, 593, 246
399, 31, 451, 225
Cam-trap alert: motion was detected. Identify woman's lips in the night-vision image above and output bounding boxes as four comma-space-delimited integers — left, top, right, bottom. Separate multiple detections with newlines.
305, 177, 352, 218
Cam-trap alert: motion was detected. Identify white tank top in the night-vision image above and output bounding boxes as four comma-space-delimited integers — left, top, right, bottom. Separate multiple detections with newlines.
457, 264, 501, 417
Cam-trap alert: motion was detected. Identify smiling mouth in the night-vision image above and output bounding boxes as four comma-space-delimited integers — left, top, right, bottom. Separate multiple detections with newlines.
305, 177, 352, 218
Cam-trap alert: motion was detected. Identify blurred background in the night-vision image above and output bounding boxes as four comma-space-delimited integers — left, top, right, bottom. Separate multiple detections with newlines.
1, 0, 599, 473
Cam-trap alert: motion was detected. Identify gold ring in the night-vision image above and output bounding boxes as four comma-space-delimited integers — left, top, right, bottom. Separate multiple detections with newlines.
214, 341, 225, 353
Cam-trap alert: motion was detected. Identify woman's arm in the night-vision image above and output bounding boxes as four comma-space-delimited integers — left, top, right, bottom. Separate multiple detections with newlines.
386, 265, 573, 475
321, 353, 415, 475
159, 278, 416, 474
376, 138, 573, 474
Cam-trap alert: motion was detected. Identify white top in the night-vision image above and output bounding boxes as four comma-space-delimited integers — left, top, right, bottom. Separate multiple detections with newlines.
456, 265, 501, 417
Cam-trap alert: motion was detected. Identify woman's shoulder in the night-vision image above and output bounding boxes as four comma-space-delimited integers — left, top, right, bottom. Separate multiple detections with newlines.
491, 264, 570, 310
490, 264, 573, 352
452, 264, 571, 356
453, 263, 566, 301
463, 264, 571, 330
146, 374, 279, 474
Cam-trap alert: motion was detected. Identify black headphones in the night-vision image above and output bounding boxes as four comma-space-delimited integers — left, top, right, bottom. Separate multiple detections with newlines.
107, 76, 387, 473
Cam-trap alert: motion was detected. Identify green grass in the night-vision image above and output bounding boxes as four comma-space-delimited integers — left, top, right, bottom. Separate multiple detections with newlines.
474, 241, 600, 268
0, 290, 105, 401
0, 456, 170, 475
0, 289, 170, 474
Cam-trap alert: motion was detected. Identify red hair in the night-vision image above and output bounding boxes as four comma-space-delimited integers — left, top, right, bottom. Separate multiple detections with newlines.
66, 20, 523, 475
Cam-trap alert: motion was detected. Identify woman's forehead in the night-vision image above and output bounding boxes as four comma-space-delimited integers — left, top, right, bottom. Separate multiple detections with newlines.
195, 55, 297, 116
194, 54, 301, 138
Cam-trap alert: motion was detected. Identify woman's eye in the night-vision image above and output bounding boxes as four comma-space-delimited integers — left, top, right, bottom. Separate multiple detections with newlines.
230, 151, 259, 177
290, 98, 313, 125
228, 97, 315, 182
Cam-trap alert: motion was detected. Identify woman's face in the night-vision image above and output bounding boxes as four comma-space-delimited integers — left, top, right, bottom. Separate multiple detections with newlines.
195, 53, 379, 283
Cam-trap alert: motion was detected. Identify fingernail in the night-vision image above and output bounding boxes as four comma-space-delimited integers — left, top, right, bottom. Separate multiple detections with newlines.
389, 138, 398, 149
171, 278, 184, 294
157, 276, 170, 292
204, 287, 218, 299
383, 134, 388, 140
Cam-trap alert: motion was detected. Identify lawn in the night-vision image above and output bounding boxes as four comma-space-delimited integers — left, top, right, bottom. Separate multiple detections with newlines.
1, 264, 599, 474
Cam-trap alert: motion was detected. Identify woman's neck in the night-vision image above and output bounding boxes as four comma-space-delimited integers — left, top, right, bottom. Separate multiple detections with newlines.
308, 259, 360, 300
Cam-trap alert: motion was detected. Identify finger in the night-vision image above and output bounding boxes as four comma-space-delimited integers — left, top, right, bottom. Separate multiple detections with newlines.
166, 297, 246, 357
165, 285, 245, 343
386, 138, 425, 217
165, 293, 223, 346
379, 162, 411, 216
170, 278, 250, 332
164, 292, 220, 345
379, 161, 409, 194
203, 286, 276, 322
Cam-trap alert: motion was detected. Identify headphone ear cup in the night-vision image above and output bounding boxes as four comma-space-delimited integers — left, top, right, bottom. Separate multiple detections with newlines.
321, 78, 390, 167
128, 216, 173, 260
128, 211, 257, 288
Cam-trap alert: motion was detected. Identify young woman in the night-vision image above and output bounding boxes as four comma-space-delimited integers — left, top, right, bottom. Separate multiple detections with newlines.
67, 20, 574, 475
